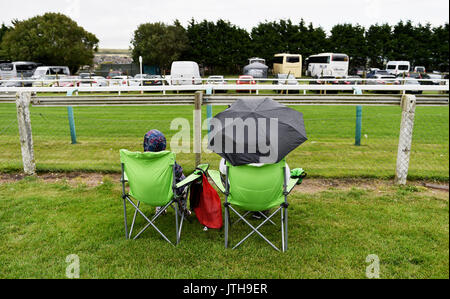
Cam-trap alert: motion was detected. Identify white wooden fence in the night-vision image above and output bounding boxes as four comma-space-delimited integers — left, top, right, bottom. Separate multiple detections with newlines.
6, 82, 450, 184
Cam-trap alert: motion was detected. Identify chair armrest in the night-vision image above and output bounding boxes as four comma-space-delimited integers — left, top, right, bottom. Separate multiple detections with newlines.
196, 164, 209, 173
287, 178, 300, 193
287, 168, 306, 194
207, 169, 226, 193
176, 172, 202, 188
176, 164, 210, 188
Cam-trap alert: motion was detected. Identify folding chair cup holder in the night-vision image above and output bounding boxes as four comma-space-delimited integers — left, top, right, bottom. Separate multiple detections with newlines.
119, 149, 305, 252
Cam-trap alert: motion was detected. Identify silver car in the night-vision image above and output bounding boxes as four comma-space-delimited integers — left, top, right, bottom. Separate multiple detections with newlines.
273, 74, 299, 94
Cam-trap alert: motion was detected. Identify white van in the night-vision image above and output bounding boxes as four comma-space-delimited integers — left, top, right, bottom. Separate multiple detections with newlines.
32, 66, 70, 79
386, 61, 410, 76
170, 61, 202, 85
0, 61, 39, 80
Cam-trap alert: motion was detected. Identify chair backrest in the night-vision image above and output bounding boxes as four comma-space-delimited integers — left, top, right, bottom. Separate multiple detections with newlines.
120, 149, 175, 206
227, 159, 286, 211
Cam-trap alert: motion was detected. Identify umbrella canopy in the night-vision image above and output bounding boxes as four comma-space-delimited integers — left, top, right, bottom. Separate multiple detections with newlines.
208, 98, 307, 166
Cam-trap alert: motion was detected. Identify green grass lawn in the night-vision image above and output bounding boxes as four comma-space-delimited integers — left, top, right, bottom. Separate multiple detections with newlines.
0, 103, 448, 179
0, 177, 447, 279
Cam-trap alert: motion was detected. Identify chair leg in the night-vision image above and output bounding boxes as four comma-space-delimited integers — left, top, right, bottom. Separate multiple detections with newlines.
178, 212, 184, 244
258, 211, 276, 226
284, 207, 288, 251
224, 205, 229, 249
133, 200, 172, 239
174, 203, 179, 245
125, 198, 174, 245
233, 211, 251, 225
128, 201, 140, 239
229, 205, 281, 251
281, 207, 285, 252
123, 198, 128, 239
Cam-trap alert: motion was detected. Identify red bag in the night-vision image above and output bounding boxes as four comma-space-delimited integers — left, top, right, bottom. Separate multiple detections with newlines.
189, 174, 223, 229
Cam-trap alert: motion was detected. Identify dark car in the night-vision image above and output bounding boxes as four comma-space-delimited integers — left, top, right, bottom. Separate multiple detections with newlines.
366, 70, 391, 78
350, 67, 366, 76
144, 75, 163, 86
406, 72, 433, 85
79, 73, 95, 84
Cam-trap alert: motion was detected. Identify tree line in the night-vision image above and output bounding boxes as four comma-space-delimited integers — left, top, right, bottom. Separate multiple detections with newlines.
1, 13, 448, 75
132, 19, 449, 75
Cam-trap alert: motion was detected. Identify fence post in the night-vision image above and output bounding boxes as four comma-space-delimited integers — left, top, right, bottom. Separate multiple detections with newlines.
395, 94, 416, 185
66, 89, 77, 144
194, 91, 203, 166
355, 106, 362, 146
16, 92, 36, 175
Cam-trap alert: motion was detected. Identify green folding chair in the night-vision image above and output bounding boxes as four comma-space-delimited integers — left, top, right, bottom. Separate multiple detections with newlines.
120, 149, 207, 245
208, 159, 305, 252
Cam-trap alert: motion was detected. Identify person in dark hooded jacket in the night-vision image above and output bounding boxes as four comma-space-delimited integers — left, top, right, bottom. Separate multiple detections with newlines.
143, 129, 189, 215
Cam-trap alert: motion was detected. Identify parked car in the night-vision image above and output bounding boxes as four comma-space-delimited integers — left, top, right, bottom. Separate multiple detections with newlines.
110, 76, 134, 86
406, 72, 434, 85
0, 61, 40, 81
0, 77, 34, 87
206, 75, 227, 93
310, 76, 340, 94
366, 69, 391, 78
341, 75, 362, 85
273, 74, 299, 94
170, 61, 202, 85
414, 66, 426, 73
236, 75, 256, 93
0, 77, 30, 87
32, 75, 68, 87
386, 61, 410, 76
79, 75, 108, 87
368, 74, 400, 93
130, 74, 163, 86
32, 66, 70, 79
79, 73, 95, 84
351, 67, 366, 76
338, 76, 363, 93
132, 74, 148, 86
58, 76, 81, 87
404, 78, 423, 94
207, 75, 227, 85
427, 73, 443, 85
370, 74, 400, 85
107, 70, 123, 79
145, 75, 164, 86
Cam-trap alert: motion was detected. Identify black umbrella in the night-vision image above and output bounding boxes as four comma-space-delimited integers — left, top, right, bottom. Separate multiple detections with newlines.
208, 98, 307, 166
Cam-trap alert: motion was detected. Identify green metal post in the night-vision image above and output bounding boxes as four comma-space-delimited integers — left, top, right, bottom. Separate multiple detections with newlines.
355, 105, 362, 146
67, 89, 78, 144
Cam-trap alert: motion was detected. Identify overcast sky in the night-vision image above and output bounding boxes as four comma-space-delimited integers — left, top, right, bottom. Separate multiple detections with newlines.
1, 0, 448, 49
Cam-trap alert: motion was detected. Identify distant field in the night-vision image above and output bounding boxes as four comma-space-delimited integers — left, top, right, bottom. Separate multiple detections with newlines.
96, 48, 131, 55
0, 103, 448, 179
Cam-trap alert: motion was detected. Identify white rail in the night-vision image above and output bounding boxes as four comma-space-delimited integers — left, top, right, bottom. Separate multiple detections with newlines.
0, 83, 448, 93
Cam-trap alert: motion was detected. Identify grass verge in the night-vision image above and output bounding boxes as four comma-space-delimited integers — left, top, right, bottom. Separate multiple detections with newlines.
0, 177, 448, 279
